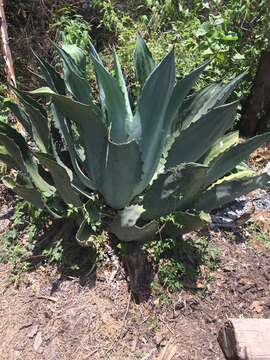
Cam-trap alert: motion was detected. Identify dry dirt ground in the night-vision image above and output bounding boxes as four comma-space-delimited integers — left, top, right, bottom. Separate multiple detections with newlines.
0, 227, 270, 360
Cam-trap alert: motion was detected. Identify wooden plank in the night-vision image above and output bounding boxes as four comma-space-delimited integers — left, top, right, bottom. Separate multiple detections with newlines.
218, 318, 270, 360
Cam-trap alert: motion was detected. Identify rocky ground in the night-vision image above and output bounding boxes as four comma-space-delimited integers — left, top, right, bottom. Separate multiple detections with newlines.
0, 220, 270, 359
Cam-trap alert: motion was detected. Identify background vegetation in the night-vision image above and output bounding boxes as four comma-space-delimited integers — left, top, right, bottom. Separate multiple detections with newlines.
2, 0, 270, 91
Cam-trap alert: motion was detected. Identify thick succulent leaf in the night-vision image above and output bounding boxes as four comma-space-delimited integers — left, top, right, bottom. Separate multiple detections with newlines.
179, 72, 246, 131
0, 144, 18, 168
165, 101, 238, 170
202, 131, 239, 165
13, 89, 50, 153
0, 132, 26, 172
3, 176, 44, 208
110, 205, 158, 242
207, 132, 270, 185
112, 205, 145, 226
196, 171, 270, 212
53, 43, 91, 104
62, 44, 87, 73
2, 98, 32, 135
142, 163, 208, 221
30, 87, 105, 190
50, 103, 84, 163
50, 104, 95, 194
162, 211, 210, 238
134, 33, 156, 88
89, 42, 106, 115
90, 54, 132, 142
35, 152, 81, 207
165, 61, 209, 129
113, 49, 133, 129
101, 139, 142, 209
133, 50, 176, 194
0, 122, 55, 195
33, 51, 66, 94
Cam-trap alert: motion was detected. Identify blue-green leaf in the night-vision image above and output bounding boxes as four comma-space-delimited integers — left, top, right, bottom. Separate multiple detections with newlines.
0, 122, 55, 195
201, 131, 239, 165
53, 43, 91, 104
165, 61, 209, 129
2, 98, 32, 136
89, 42, 106, 115
134, 33, 156, 88
179, 72, 246, 131
142, 163, 208, 220
90, 54, 132, 142
35, 152, 81, 207
134, 50, 176, 194
3, 176, 44, 209
113, 49, 133, 131
13, 89, 50, 153
165, 101, 238, 170
33, 50, 66, 94
110, 205, 158, 242
162, 211, 210, 237
101, 139, 142, 209
207, 132, 270, 184
30, 87, 105, 190
196, 171, 270, 212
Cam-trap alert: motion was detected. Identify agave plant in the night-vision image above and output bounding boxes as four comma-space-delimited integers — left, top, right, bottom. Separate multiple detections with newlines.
1, 36, 270, 246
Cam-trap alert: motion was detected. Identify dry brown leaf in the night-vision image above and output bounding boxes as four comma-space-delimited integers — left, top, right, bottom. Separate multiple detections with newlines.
250, 300, 265, 313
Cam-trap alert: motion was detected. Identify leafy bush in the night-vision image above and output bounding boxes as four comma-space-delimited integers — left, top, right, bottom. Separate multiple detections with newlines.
90, 0, 270, 97
1, 37, 270, 248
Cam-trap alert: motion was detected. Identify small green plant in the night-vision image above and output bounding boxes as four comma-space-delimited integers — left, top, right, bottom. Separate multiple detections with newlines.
42, 239, 64, 264
249, 223, 270, 250
158, 258, 185, 291
51, 8, 92, 51
147, 234, 220, 291
0, 200, 46, 276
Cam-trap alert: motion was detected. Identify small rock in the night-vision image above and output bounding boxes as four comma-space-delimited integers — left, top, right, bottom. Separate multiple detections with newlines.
223, 265, 234, 272
239, 283, 255, 294
174, 301, 185, 310
263, 272, 270, 281
28, 325, 38, 339
205, 316, 217, 324
33, 332, 43, 353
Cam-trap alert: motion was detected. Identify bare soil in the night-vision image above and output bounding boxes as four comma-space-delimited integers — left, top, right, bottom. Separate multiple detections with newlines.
0, 226, 270, 360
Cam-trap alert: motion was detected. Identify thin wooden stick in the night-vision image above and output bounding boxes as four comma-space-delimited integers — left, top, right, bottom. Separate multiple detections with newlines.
0, 0, 16, 89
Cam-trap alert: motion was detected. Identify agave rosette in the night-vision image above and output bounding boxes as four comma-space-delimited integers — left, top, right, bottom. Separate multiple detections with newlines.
1, 36, 270, 242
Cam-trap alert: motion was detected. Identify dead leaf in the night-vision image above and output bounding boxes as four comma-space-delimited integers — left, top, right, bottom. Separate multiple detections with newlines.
196, 282, 205, 289
250, 300, 265, 313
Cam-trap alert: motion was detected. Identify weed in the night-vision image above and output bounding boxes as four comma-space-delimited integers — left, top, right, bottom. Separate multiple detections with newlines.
249, 223, 270, 250
0, 201, 45, 263
147, 316, 159, 331
145, 235, 220, 291
42, 239, 63, 264
50, 7, 92, 50
89, 0, 269, 102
